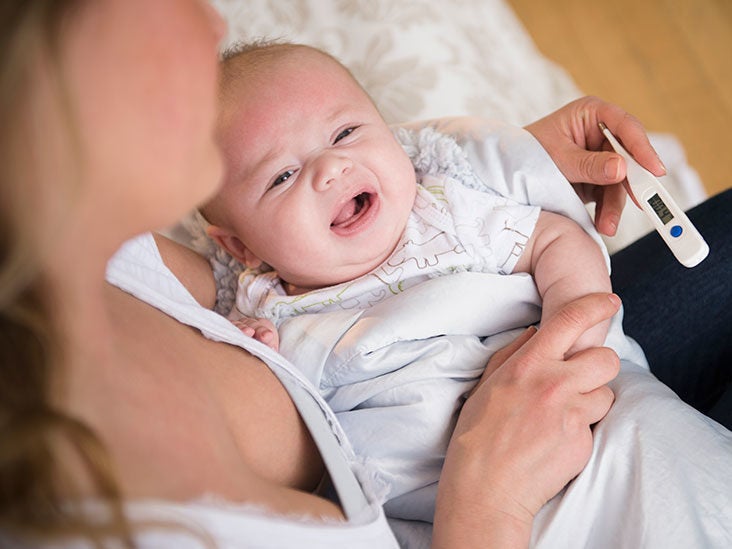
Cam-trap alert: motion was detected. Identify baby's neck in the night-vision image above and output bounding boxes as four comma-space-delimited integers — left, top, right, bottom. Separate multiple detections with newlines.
282, 278, 349, 296
282, 281, 310, 296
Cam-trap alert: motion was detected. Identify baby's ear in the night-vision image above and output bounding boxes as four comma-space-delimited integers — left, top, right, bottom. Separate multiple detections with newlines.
206, 225, 263, 269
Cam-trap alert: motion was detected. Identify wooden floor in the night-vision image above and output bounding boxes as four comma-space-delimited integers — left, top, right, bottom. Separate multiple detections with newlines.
507, 0, 732, 198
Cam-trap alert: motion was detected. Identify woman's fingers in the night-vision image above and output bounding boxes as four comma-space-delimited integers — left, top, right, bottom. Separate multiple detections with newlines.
574, 97, 665, 179
599, 106, 666, 177
530, 293, 621, 361
583, 384, 616, 425
525, 96, 667, 236
562, 147, 627, 186
477, 293, 621, 393
483, 326, 537, 377
593, 179, 628, 236
466, 326, 538, 398
566, 347, 620, 397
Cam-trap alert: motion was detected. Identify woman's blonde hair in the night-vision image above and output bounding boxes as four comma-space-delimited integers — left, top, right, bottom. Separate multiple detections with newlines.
0, 1, 134, 546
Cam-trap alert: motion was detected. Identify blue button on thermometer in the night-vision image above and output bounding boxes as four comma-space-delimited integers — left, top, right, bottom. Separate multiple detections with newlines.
599, 122, 709, 268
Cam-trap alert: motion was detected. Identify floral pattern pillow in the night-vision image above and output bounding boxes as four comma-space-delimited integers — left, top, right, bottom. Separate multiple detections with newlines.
211, 0, 581, 125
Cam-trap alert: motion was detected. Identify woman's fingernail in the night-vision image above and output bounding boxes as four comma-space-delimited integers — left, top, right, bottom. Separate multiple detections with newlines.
604, 157, 621, 181
608, 293, 622, 307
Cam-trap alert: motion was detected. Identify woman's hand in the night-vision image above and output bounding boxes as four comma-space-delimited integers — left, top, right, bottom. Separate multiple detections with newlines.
433, 293, 621, 548
526, 96, 666, 237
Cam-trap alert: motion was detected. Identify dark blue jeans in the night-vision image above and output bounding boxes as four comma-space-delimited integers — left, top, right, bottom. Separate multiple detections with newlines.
610, 189, 732, 429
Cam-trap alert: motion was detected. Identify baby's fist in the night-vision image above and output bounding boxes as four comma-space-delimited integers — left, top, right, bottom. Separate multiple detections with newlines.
232, 317, 280, 352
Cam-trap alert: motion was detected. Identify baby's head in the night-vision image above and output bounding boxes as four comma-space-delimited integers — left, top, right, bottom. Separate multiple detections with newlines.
203, 42, 417, 294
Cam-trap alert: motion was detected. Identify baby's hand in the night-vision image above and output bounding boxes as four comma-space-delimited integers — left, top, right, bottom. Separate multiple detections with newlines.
232, 317, 280, 352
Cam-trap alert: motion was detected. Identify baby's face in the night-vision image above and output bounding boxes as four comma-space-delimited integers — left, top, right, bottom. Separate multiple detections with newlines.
214, 49, 417, 292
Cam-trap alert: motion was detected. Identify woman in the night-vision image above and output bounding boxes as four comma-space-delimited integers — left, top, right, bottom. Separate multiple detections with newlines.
1, 1, 729, 547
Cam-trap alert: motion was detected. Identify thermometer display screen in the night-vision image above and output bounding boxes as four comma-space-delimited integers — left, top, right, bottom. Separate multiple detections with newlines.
647, 193, 674, 225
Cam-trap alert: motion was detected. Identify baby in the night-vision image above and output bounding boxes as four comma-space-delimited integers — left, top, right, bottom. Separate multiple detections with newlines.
200, 42, 612, 521
205, 42, 610, 349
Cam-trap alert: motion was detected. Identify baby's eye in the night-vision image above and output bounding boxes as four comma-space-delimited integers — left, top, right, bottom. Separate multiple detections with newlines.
334, 126, 357, 143
271, 169, 295, 188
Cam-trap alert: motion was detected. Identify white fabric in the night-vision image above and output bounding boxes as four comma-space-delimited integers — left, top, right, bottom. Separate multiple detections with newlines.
233, 176, 539, 325
103, 232, 399, 548
222, 122, 731, 546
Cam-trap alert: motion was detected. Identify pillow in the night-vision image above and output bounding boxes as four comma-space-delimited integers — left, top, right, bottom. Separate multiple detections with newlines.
211, 0, 581, 125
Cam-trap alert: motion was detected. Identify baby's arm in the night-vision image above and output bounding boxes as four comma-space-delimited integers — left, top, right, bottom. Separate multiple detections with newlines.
514, 211, 612, 356
231, 315, 280, 352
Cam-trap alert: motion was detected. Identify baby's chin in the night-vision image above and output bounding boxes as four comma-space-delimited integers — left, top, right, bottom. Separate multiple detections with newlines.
285, 210, 411, 295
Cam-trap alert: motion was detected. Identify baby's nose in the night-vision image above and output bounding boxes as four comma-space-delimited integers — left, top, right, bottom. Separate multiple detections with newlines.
313, 154, 352, 191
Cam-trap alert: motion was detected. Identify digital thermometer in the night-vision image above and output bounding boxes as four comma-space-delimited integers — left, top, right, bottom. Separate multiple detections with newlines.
599, 122, 709, 268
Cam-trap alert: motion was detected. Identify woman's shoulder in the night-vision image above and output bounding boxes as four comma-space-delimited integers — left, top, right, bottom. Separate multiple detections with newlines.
152, 232, 216, 309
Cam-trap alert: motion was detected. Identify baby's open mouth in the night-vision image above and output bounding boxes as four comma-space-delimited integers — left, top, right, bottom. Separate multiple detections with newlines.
331, 192, 372, 229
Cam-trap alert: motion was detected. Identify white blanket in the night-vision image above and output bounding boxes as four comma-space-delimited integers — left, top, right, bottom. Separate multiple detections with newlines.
278, 271, 543, 522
